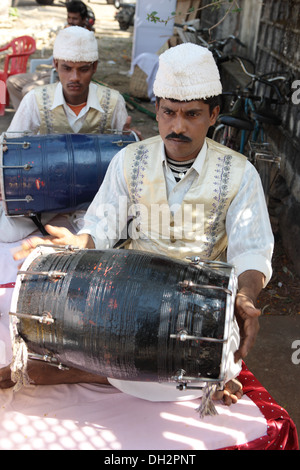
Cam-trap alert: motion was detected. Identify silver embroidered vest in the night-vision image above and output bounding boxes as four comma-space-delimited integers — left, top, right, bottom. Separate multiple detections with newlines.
123, 136, 247, 261
34, 83, 120, 134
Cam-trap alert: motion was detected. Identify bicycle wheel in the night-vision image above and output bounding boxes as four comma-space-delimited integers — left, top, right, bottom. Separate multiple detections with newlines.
212, 123, 242, 150
212, 123, 228, 145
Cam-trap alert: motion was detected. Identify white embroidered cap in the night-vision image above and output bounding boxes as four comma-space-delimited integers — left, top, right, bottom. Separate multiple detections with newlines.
153, 43, 222, 101
53, 26, 98, 62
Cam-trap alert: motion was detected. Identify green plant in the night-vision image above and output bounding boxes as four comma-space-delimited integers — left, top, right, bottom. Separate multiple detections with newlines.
147, 0, 242, 34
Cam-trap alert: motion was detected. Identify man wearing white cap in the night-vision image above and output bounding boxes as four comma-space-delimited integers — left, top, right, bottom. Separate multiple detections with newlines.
7, 26, 130, 135
2, 44, 273, 408
0, 26, 134, 243
6, 1, 96, 111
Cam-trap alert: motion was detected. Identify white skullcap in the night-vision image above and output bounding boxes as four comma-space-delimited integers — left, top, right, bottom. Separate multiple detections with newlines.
153, 43, 222, 101
53, 26, 98, 62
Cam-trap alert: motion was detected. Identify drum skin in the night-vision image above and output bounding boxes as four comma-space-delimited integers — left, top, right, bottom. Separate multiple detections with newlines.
14, 249, 234, 383
1, 133, 135, 216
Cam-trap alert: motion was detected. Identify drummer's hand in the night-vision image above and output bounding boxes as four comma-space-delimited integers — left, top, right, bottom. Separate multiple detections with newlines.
13, 225, 94, 261
122, 116, 143, 140
213, 378, 243, 406
234, 293, 261, 363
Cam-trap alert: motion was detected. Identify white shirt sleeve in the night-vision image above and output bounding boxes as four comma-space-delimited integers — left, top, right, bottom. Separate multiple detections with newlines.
6, 90, 41, 136
226, 160, 274, 285
110, 94, 128, 131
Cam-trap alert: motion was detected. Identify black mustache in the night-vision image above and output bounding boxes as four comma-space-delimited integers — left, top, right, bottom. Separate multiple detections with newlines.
166, 132, 192, 142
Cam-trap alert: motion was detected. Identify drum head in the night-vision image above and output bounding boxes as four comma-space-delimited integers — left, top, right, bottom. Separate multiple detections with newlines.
109, 266, 241, 402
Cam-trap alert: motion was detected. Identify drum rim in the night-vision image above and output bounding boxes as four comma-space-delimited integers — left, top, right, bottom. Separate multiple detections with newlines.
10, 245, 57, 337
219, 266, 239, 382
0, 132, 34, 218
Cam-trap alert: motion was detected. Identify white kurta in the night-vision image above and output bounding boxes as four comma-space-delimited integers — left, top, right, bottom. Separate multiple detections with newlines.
79, 139, 274, 284
79, 137, 274, 402
6, 82, 128, 136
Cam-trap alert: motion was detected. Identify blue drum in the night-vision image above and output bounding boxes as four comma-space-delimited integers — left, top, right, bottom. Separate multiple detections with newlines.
0, 133, 136, 216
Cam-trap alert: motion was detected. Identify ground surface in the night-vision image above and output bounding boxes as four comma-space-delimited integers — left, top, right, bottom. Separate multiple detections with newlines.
258, 234, 300, 316
1, 0, 299, 439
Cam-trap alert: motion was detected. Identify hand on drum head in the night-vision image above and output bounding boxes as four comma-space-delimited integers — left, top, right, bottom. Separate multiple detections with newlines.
234, 293, 261, 363
13, 224, 94, 262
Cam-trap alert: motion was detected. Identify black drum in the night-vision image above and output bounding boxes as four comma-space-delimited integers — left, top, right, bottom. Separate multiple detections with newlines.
0, 133, 135, 216
10, 246, 237, 387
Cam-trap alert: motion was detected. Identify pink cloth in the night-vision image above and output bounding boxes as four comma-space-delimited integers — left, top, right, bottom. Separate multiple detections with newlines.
0, 382, 267, 450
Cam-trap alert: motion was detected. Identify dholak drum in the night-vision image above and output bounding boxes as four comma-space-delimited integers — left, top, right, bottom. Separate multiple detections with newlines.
10, 246, 239, 393
0, 133, 136, 217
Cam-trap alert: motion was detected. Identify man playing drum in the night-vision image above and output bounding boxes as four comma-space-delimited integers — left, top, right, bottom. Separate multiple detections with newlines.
1, 43, 274, 407
1, 26, 138, 243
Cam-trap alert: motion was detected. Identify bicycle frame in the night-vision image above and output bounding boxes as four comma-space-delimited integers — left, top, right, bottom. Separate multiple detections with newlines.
238, 98, 265, 154
212, 56, 293, 203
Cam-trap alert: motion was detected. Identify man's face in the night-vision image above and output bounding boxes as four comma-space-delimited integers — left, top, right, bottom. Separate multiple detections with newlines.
54, 59, 97, 105
155, 99, 219, 161
67, 12, 86, 27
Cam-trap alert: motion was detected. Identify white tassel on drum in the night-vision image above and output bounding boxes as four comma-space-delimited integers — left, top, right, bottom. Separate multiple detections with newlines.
10, 335, 31, 392
195, 383, 218, 418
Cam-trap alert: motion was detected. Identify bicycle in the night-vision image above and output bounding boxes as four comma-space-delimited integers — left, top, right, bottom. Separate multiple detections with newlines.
174, 23, 248, 64
212, 55, 293, 204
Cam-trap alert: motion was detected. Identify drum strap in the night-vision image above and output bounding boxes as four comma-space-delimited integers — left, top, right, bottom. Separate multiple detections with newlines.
113, 218, 132, 249
113, 238, 131, 249
30, 214, 49, 236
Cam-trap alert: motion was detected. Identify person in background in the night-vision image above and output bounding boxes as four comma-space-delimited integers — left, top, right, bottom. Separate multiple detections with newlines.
6, 1, 95, 110
66, 0, 96, 31
1, 26, 137, 243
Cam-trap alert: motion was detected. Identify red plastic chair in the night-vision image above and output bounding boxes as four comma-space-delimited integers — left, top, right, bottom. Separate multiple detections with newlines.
0, 36, 36, 115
